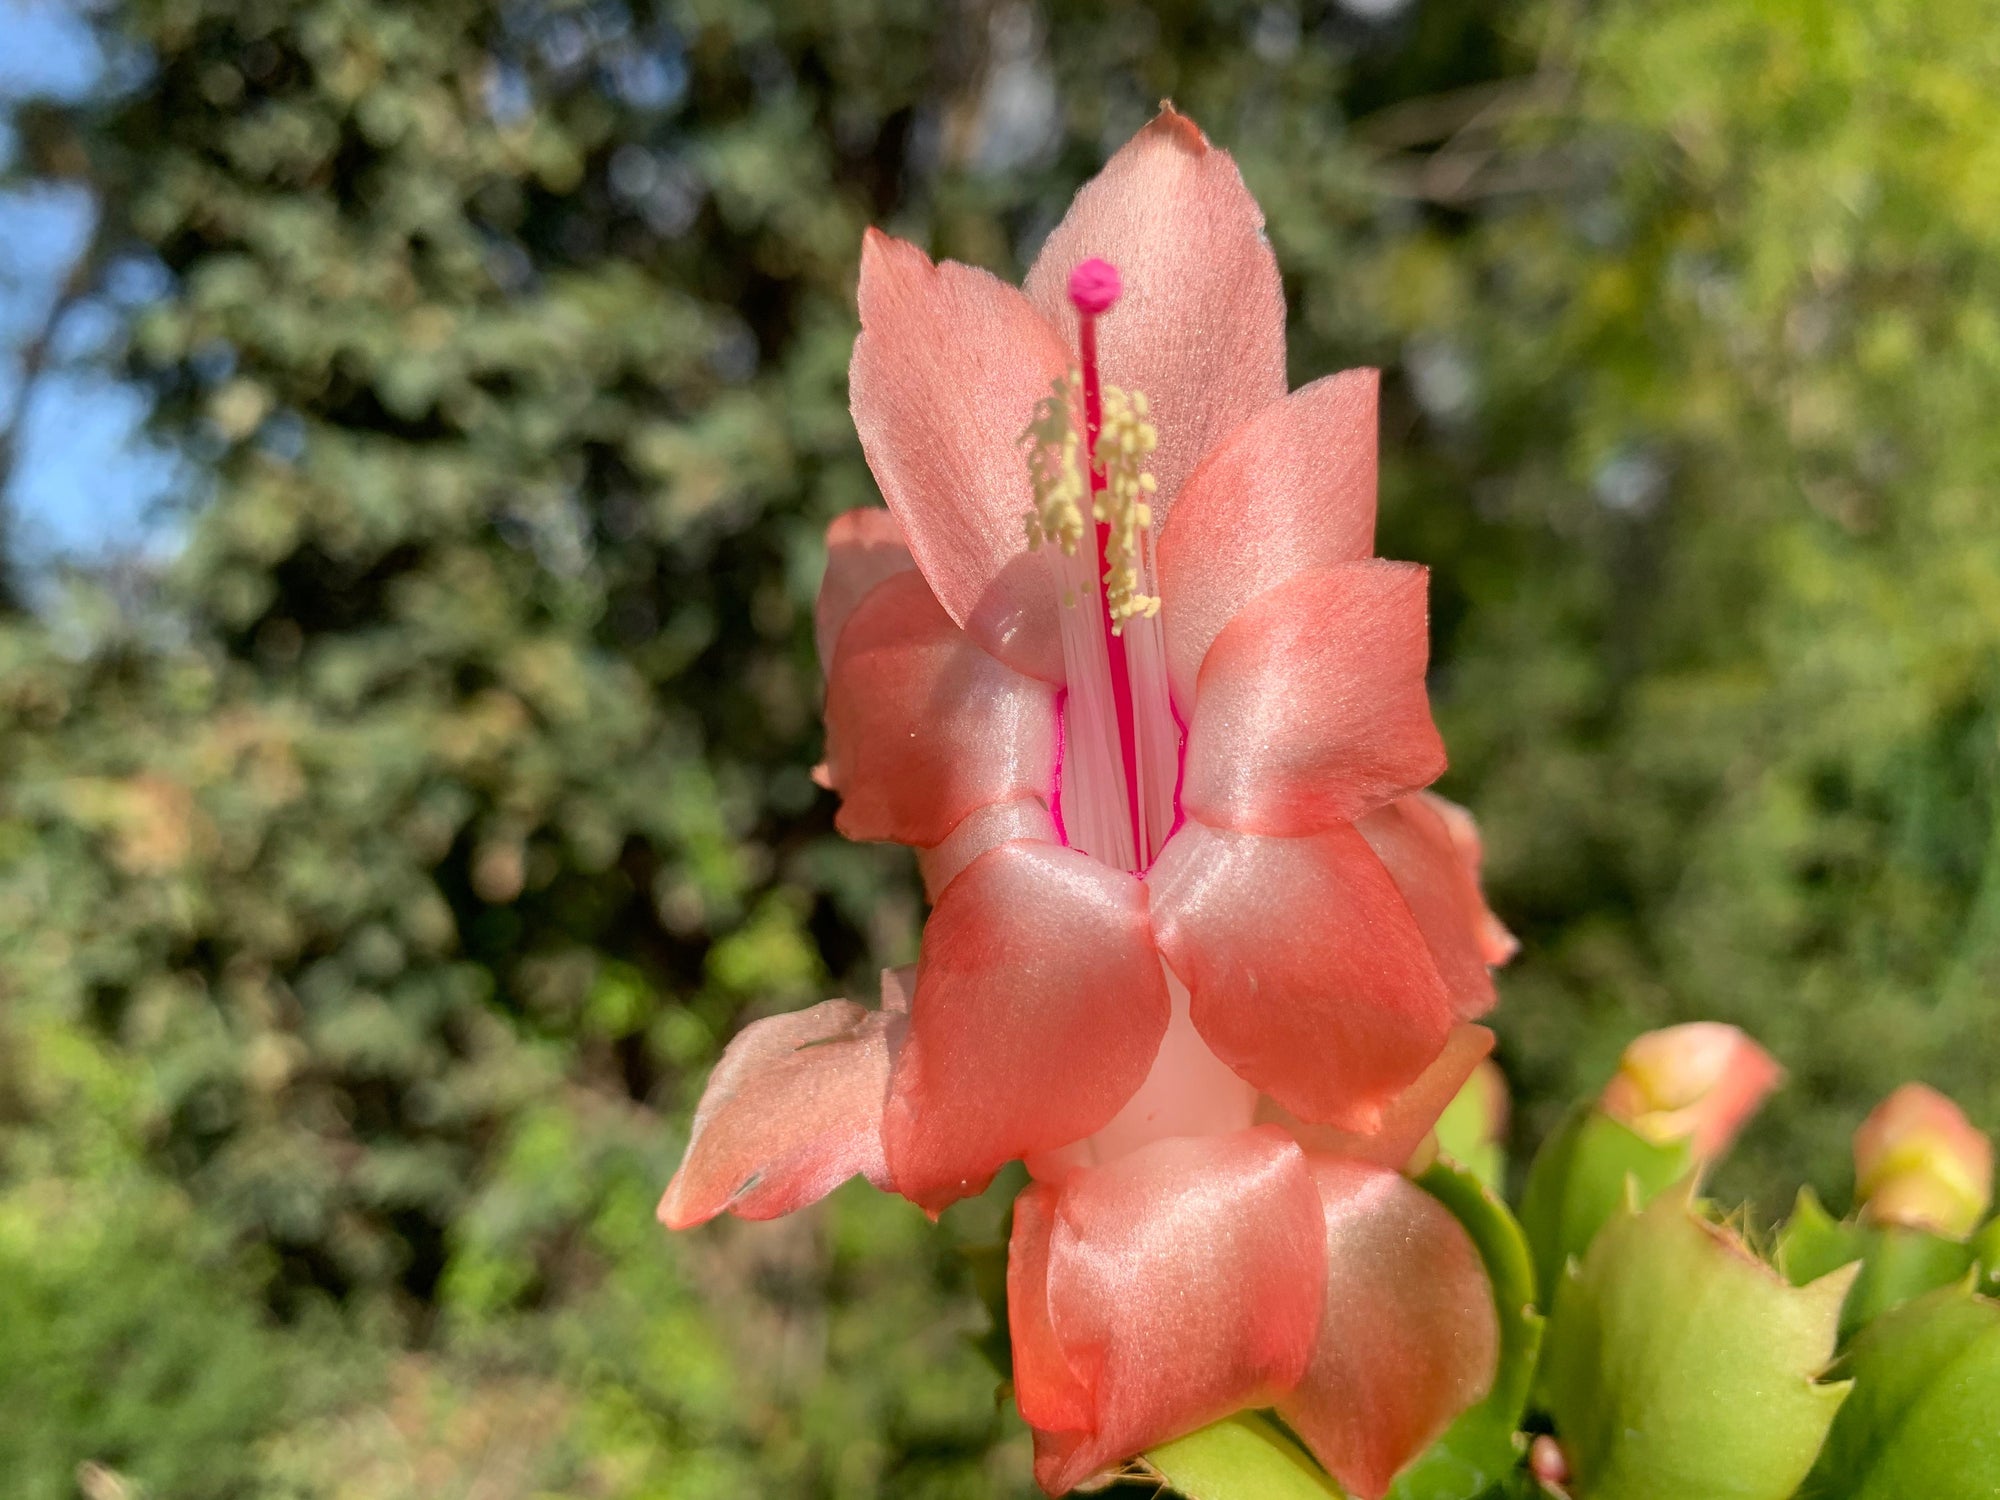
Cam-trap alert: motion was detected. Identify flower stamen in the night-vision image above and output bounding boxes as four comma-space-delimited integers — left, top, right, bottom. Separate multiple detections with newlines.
1094, 385, 1161, 633
1021, 371, 1088, 562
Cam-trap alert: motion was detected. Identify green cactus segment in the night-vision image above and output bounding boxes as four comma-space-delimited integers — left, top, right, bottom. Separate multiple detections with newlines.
1145, 1412, 1349, 1500
1541, 1185, 1854, 1500
1838, 1228, 1977, 1341
1797, 1285, 2000, 1500
1433, 1071, 1506, 1195
1776, 1187, 1869, 1285
1973, 1218, 2000, 1295
1386, 1162, 1545, 1500
1519, 1106, 1692, 1298
1778, 1188, 1977, 1341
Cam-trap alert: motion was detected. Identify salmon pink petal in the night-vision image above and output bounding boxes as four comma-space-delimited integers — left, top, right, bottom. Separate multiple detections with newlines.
1150, 820, 1456, 1129
1181, 561, 1445, 837
1009, 1129, 1326, 1494
851, 229, 1070, 684
1023, 107, 1288, 522
1421, 792, 1520, 966
1277, 1159, 1499, 1499
879, 964, 915, 1013
815, 507, 915, 672
1156, 370, 1380, 711
1008, 1182, 1094, 1433
1262, 1024, 1496, 1171
917, 795, 1059, 900
1359, 795, 1503, 1019
823, 570, 1058, 847
885, 841, 1170, 1211
657, 998, 900, 1228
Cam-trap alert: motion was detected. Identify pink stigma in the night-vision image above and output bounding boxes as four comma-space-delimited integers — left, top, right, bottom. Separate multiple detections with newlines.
1068, 257, 1122, 316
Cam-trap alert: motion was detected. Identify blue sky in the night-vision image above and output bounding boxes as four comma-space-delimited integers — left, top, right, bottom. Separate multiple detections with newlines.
2, 0, 181, 567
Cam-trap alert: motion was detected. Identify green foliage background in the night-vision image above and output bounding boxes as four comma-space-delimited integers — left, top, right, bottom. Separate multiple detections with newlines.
3, 0, 1998, 1493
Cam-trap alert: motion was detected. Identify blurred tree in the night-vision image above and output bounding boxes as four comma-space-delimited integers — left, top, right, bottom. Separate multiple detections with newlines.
1337, 0, 2000, 1207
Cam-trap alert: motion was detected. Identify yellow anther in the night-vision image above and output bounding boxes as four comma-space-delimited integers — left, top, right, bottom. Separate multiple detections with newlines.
1020, 371, 1087, 559
1095, 385, 1161, 632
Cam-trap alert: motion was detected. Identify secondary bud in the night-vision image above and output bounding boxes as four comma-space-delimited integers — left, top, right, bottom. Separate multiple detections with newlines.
1598, 1022, 1782, 1161
1853, 1083, 1993, 1238
1529, 1434, 1571, 1493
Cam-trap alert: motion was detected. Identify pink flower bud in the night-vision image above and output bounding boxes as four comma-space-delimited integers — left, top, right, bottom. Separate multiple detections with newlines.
1598, 1022, 1782, 1161
1529, 1434, 1571, 1494
1853, 1083, 1993, 1238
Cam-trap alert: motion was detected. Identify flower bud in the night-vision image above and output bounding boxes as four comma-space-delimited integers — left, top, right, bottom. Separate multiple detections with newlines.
1529, 1434, 1571, 1494
1853, 1083, 1993, 1238
1598, 1022, 1782, 1161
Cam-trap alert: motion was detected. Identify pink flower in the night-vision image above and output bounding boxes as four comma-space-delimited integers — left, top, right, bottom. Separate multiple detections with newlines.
661, 106, 1515, 1496
1597, 1022, 1782, 1162
1852, 1082, 1993, 1237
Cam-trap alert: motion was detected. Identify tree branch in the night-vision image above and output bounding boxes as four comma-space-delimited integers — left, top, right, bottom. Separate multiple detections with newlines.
0, 193, 105, 610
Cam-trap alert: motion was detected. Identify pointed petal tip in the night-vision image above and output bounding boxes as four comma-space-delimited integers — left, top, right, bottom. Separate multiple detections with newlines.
655, 1181, 703, 1232
1146, 100, 1210, 150
857, 221, 897, 263
856, 228, 950, 318
663, 999, 897, 1226
1024, 102, 1286, 525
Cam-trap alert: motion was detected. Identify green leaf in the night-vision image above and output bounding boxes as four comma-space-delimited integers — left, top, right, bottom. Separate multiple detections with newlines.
1840, 1227, 1977, 1342
1145, 1412, 1348, 1500
1540, 1184, 1854, 1500
1777, 1188, 1976, 1341
1387, 1161, 1544, 1500
1519, 1106, 1692, 1299
1433, 1065, 1506, 1194
1797, 1284, 2000, 1499
1777, 1187, 1869, 1286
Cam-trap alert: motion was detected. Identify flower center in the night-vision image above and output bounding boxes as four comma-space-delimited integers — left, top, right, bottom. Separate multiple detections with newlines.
1020, 258, 1181, 874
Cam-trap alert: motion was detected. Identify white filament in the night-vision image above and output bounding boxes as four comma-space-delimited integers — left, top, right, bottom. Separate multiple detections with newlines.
1120, 528, 1181, 867
1051, 542, 1138, 871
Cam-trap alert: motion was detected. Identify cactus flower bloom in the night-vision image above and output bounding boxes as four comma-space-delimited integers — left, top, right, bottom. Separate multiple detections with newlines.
662, 107, 1513, 1496
1853, 1083, 1993, 1237
1598, 1022, 1783, 1161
